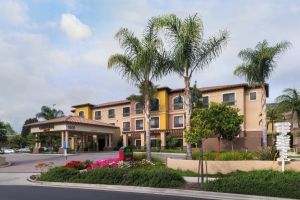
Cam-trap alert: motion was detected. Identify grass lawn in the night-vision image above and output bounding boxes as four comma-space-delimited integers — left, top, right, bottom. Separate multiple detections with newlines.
203, 170, 300, 199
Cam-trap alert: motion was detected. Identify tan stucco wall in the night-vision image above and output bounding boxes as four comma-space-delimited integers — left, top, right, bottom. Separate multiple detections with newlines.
244, 88, 263, 131
167, 158, 300, 174
0, 157, 6, 165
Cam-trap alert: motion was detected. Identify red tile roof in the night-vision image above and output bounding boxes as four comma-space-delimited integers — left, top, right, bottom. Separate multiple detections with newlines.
27, 116, 117, 128
93, 99, 131, 108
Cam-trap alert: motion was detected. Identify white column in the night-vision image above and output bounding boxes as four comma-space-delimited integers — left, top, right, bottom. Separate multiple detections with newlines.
61, 132, 64, 148
65, 131, 69, 148
109, 134, 112, 148
35, 134, 39, 148
105, 135, 108, 147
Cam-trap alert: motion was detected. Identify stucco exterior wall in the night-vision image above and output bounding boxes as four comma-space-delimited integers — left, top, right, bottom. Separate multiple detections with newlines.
167, 158, 300, 174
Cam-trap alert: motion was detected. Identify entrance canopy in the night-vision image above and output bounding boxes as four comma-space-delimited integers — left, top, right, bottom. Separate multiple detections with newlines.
27, 116, 118, 153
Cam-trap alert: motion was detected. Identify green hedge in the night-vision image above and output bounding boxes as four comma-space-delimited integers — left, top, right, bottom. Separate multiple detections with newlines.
203, 170, 300, 199
39, 167, 185, 188
192, 151, 254, 160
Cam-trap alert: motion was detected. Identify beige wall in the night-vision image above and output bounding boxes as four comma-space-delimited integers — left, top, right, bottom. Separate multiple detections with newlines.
93, 103, 131, 134
244, 88, 263, 131
167, 158, 300, 174
0, 157, 6, 166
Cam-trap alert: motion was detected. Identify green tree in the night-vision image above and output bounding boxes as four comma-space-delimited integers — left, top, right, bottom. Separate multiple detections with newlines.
36, 105, 64, 120
234, 40, 290, 147
153, 14, 228, 159
276, 88, 300, 130
8, 135, 26, 148
186, 103, 243, 151
108, 21, 169, 161
21, 118, 38, 138
0, 121, 8, 147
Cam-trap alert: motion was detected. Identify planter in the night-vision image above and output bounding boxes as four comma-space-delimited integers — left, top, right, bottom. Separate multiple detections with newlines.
167, 158, 300, 174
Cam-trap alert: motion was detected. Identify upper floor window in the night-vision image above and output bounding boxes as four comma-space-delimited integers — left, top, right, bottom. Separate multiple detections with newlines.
150, 117, 159, 129
95, 111, 101, 120
173, 96, 184, 110
150, 98, 159, 111
223, 93, 235, 106
135, 103, 143, 114
135, 119, 144, 131
123, 122, 130, 131
174, 115, 184, 128
79, 111, 85, 118
250, 91, 257, 101
123, 107, 130, 117
108, 109, 115, 118
202, 96, 209, 108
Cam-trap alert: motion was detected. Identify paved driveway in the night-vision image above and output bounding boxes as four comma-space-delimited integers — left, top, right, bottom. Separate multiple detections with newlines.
0, 152, 118, 172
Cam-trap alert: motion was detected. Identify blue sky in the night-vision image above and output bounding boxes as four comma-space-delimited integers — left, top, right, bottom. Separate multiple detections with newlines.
0, 0, 300, 132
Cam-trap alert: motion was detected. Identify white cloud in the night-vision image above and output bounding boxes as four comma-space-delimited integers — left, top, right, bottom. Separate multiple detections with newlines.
60, 13, 91, 40
0, 0, 28, 25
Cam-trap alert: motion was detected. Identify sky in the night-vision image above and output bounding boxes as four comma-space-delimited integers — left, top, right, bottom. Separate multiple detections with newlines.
0, 0, 299, 132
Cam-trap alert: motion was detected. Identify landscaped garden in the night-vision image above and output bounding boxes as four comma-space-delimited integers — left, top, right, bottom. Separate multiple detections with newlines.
36, 154, 185, 188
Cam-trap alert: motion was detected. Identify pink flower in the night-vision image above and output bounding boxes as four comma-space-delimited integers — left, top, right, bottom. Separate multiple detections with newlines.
87, 158, 120, 170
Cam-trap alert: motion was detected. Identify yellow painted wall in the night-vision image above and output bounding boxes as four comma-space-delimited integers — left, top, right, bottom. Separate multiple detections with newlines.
74, 106, 93, 119
152, 89, 168, 130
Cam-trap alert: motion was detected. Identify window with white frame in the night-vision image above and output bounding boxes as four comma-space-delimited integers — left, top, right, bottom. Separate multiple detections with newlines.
108, 109, 115, 118
79, 111, 85, 118
123, 107, 130, 117
150, 117, 159, 129
135, 119, 144, 130
250, 91, 257, 101
223, 93, 235, 105
173, 96, 184, 110
123, 122, 130, 131
202, 96, 209, 108
135, 103, 143, 114
95, 111, 101, 120
174, 115, 184, 128
150, 98, 159, 111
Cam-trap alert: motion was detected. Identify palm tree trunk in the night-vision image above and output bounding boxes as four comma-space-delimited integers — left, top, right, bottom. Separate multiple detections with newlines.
292, 111, 299, 130
184, 76, 192, 160
261, 85, 267, 148
144, 88, 151, 161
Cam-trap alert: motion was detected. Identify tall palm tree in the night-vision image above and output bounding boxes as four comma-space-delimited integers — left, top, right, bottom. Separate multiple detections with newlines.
108, 21, 169, 161
234, 40, 290, 147
36, 105, 64, 120
276, 88, 300, 130
153, 14, 228, 159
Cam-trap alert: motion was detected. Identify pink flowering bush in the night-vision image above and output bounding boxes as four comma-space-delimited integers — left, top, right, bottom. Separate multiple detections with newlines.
87, 158, 120, 170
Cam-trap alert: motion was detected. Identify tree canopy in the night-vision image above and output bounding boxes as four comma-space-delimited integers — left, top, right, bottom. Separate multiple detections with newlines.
36, 106, 64, 120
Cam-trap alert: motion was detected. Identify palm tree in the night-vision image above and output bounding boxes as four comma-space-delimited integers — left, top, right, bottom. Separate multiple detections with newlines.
276, 88, 300, 130
108, 21, 169, 161
234, 40, 290, 147
36, 105, 64, 120
153, 14, 228, 159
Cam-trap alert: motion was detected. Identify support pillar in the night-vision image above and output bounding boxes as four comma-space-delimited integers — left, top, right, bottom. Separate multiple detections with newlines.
160, 132, 166, 149
71, 137, 75, 150
59, 131, 65, 154
123, 134, 128, 146
141, 132, 145, 150
109, 134, 112, 148
33, 133, 41, 154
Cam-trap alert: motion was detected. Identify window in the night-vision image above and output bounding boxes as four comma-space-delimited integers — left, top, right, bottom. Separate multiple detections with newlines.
250, 91, 257, 101
79, 111, 84, 118
95, 111, 101, 120
150, 98, 159, 111
135, 119, 144, 131
135, 103, 143, 114
174, 115, 184, 128
223, 93, 235, 105
150, 117, 159, 129
123, 107, 130, 117
108, 109, 115, 118
123, 122, 130, 131
202, 96, 209, 108
151, 139, 160, 147
173, 96, 183, 110
135, 139, 141, 147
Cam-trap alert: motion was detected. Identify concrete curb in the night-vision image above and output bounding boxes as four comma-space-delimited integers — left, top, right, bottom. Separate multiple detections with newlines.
27, 177, 295, 200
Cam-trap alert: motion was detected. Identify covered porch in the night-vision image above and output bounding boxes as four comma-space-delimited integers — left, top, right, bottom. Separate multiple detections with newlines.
28, 116, 118, 154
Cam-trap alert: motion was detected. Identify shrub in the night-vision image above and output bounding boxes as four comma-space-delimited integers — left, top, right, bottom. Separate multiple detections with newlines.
87, 158, 120, 170
64, 160, 89, 170
41, 167, 185, 188
39, 167, 79, 182
254, 147, 278, 160
203, 170, 300, 199
133, 153, 163, 165
192, 150, 254, 160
